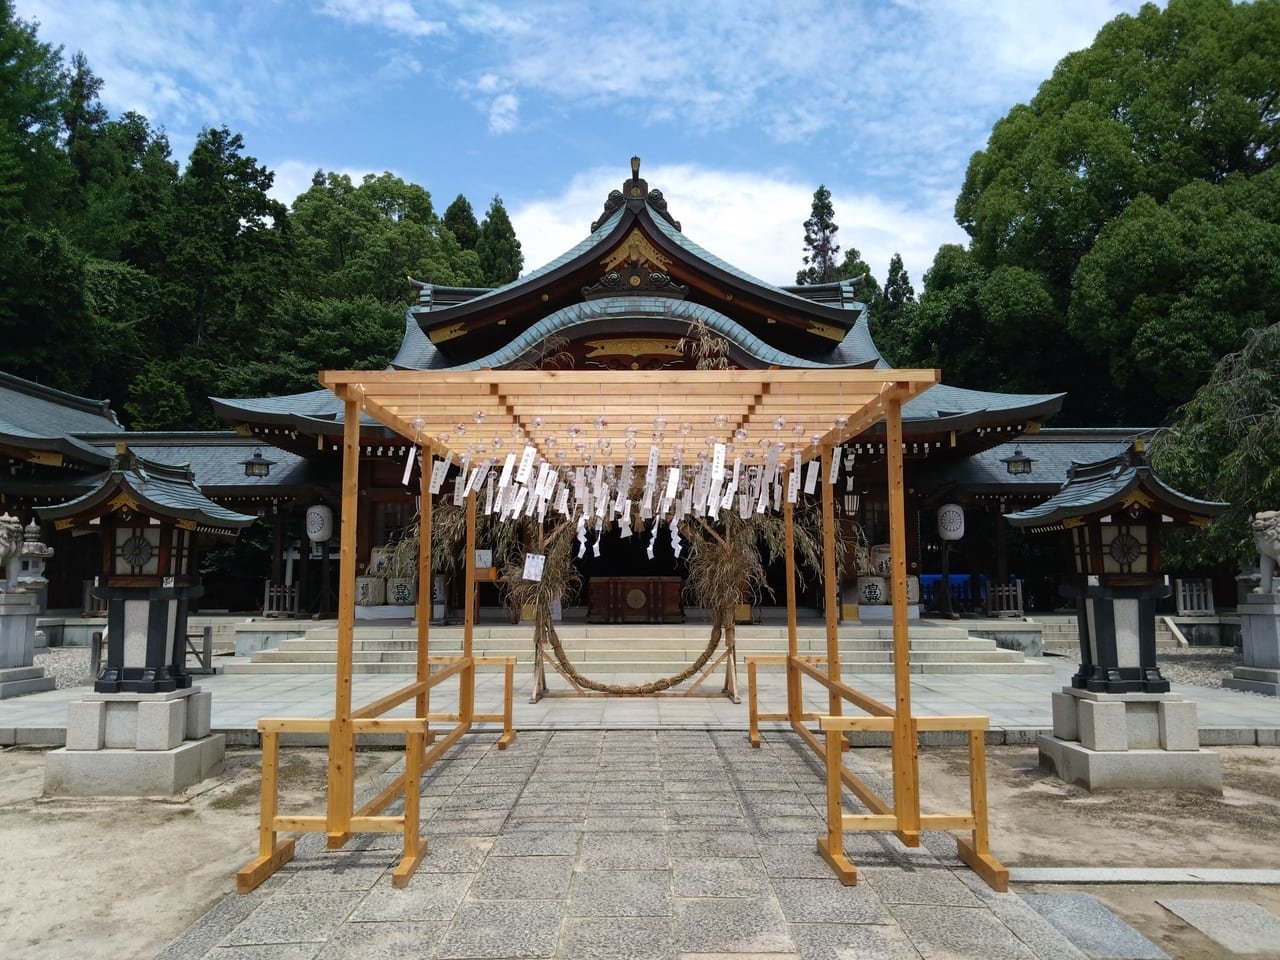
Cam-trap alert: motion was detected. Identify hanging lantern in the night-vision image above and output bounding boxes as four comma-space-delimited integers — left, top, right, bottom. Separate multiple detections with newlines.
306, 504, 334, 542
937, 503, 965, 541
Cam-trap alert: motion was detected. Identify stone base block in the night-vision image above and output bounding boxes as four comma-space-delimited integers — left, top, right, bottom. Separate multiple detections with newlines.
1039, 735, 1222, 793
0, 665, 55, 700
1224, 666, 1280, 698
1052, 686, 1201, 750
44, 734, 225, 796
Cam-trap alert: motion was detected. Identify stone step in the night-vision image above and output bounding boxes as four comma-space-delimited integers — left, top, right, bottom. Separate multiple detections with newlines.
274, 636, 1003, 655
222, 657, 1054, 676
293, 623, 978, 643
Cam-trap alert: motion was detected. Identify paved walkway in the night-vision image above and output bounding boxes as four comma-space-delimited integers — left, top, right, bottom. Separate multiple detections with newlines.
160, 729, 1104, 960
7, 656, 1280, 957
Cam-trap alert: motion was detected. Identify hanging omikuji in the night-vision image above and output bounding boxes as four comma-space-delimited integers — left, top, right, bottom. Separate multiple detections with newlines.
424, 414, 861, 582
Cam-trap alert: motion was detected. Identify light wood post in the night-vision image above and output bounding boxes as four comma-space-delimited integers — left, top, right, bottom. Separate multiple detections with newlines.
461, 488, 477, 724
783, 491, 801, 724
885, 390, 920, 845
327, 394, 360, 843
416, 469, 433, 733
821, 446, 842, 722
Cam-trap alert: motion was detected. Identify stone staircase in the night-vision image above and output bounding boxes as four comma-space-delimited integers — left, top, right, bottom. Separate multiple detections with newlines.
1032, 614, 1177, 657
222, 620, 1054, 676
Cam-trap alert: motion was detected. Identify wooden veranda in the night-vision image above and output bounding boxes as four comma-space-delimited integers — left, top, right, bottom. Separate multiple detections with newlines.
238, 367, 1007, 892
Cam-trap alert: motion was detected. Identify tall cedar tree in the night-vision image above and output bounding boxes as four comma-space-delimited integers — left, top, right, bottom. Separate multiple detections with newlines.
476, 194, 522, 286
443, 193, 480, 250
795, 184, 839, 284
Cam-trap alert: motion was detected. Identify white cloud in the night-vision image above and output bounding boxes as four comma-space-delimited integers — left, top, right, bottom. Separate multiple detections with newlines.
487, 93, 520, 134
318, 0, 446, 38
510, 163, 967, 289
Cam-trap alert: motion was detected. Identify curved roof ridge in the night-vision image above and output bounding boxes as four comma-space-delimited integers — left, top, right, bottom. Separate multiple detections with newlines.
443, 297, 875, 371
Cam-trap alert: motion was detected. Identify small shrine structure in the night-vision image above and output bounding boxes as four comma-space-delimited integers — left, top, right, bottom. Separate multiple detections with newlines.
1007, 441, 1227, 791
39, 446, 255, 795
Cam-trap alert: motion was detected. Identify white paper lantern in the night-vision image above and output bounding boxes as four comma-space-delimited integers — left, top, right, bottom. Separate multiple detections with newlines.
305, 504, 334, 542
937, 503, 965, 541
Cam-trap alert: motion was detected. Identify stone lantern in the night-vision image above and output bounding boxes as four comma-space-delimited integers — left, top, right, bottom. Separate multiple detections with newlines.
1007, 441, 1227, 791
0, 514, 57, 699
38, 448, 255, 795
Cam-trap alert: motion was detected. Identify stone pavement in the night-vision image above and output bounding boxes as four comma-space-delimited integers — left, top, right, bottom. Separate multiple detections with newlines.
158, 729, 1109, 960
6, 654, 1280, 957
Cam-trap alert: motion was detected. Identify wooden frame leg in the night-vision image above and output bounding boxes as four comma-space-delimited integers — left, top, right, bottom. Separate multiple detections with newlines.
392, 730, 429, 888
747, 660, 761, 748
236, 731, 295, 893
955, 729, 1008, 891
815, 725, 857, 885
498, 658, 517, 749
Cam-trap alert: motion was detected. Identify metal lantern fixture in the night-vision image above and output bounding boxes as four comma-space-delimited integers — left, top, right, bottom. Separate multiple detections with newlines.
1000, 446, 1034, 476
240, 447, 276, 478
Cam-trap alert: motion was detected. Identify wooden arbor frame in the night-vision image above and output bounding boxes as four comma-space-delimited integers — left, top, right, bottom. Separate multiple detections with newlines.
238, 366, 1004, 891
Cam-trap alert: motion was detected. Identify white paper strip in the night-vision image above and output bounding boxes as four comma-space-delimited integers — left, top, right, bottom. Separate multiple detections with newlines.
829, 445, 841, 483
428, 457, 449, 494
498, 451, 517, 489
401, 447, 417, 486
804, 459, 819, 495
645, 444, 660, 485
515, 444, 537, 484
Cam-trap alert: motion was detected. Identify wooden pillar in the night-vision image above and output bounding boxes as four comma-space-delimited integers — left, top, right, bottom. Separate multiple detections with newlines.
995, 509, 1009, 586
783, 488, 801, 724
885, 390, 920, 845
270, 509, 284, 586
821, 446, 841, 720
416, 456, 433, 725
327, 394, 360, 841
461, 488, 476, 723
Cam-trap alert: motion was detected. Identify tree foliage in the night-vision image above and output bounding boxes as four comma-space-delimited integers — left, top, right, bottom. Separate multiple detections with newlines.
476, 194, 522, 285
795, 185, 839, 284
903, 0, 1280, 425
0, 10, 523, 430
1152, 322, 1280, 567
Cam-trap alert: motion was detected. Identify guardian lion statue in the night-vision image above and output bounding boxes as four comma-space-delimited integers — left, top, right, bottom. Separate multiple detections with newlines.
1253, 510, 1280, 594
0, 513, 21, 591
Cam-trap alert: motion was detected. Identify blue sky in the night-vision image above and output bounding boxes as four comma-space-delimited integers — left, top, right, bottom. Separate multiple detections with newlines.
18, 0, 1157, 288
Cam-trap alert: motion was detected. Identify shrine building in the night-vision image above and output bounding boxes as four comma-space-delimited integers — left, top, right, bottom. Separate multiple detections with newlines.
2, 159, 1152, 617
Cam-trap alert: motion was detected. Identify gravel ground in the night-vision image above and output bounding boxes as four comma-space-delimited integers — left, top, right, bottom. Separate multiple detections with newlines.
32, 642, 1249, 691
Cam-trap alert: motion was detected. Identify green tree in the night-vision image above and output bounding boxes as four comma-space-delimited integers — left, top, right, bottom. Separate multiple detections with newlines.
476, 194, 522, 286
1152, 322, 1280, 568
443, 193, 480, 250
871, 253, 917, 364
795, 185, 839, 284
926, 0, 1280, 424
0, 0, 69, 225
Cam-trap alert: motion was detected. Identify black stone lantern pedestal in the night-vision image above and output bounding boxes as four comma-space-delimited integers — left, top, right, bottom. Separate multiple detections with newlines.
1062, 578, 1171, 694
93, 581, 203, 694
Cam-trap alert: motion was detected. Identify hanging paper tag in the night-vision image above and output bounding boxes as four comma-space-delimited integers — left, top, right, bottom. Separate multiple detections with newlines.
468, 458, 493, 495
401, 446, 417, 486
592, 532, 602, 558
452, 473, 466, 506
484, 476, 495, 514
428, 458, 449, 494
619, 501, 633, 538
576, 515, 588, 558
510, 485, 528, 516
739, 492, 751, 519
555, 485, 569, 515
829, 445, 842, 484
665, 467, 680, 500
521, 553, 545, 581
645, 444, 660, 485
804, 459, 819, 495
498, 451, 516, 489
515, 444, 537, 485
711, 443, 726, 481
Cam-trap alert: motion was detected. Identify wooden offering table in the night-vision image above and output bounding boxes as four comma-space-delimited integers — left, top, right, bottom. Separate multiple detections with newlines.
588, 576, 684, 623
